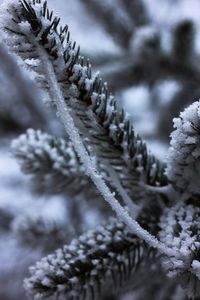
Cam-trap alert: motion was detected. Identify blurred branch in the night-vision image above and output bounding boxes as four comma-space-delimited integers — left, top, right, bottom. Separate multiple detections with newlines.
12, 211, 71, 254
0, 43, 48, 133
120, 0, 149, 26
0, 207, 14, 231
83, 19, 198, 108
99, 46, 200, 93
172, 20, 195, 65
79, 0, 134, 49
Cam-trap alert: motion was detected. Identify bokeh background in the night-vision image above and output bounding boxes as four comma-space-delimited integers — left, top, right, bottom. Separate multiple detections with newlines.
1, 0, 200, 299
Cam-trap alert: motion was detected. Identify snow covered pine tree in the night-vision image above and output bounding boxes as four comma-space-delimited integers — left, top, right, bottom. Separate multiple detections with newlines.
1, 0, 200, 299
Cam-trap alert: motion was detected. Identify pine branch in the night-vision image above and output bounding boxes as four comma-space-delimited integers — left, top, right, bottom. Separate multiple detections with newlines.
41, 48, 172, 255
11, 128, 113, 223
24, 218, 150, 300
1, 0, 167, 208
1, 0, 181, 260
159, 201, 200, 299
11, 128, 100, 200
166, 100, 200, 200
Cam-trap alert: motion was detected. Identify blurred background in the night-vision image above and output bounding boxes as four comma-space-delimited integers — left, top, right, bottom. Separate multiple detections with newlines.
1, 0, 200, 299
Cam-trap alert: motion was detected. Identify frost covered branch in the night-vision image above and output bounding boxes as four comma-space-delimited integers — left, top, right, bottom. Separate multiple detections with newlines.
2, 0, 200, 299
159, 202, 200, 298
24, 218, 150, 300
0, 0, 176, 255
1, 0, 167, 207
39, 44, 173, 257
166, 100, 200, 200
11, 128, 100, 200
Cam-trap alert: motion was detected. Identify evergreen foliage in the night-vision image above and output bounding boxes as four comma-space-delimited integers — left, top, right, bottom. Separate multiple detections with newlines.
159, 202, 200, 298
79, 1, 199, 142
11, 128, 99, 199
166, 101, 200, 199
24, 218, 149, 300
1, 0, 167, 207
1, 0, 200, 299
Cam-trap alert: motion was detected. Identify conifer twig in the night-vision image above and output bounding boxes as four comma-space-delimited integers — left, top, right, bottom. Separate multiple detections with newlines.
39, 46, 178, 257
24, 218, 150, 299
0, 0, 177, 257
1, 0, 168, 208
